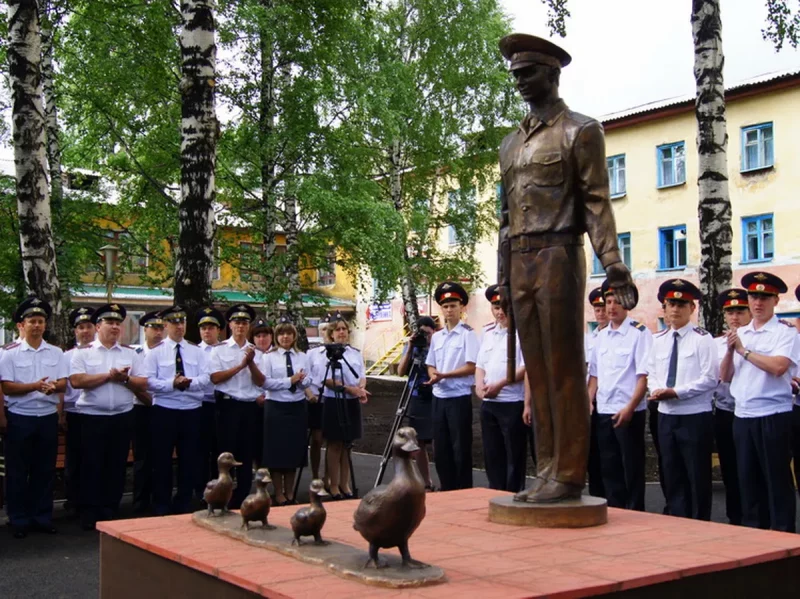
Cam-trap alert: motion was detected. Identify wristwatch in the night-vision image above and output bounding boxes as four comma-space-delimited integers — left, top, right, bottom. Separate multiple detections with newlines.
743, 350, 752, 361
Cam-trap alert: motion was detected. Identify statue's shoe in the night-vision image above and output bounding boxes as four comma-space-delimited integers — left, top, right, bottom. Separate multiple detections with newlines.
527, 480, 582, 504
512, 477, 547, 502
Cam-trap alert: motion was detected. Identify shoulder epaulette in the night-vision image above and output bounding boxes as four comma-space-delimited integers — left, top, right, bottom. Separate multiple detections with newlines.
630, 320, 647, 332
597, 323, 608, 332
347, 344, 361, 353
135, 347, 143, 354
693, 326, 709, 336
461, 323, 473, 331
122, 344, 136, 350
779, 319, 795, 328
3, 342, 19, 350
483, 322, 496, 331
266, 347, 278, 354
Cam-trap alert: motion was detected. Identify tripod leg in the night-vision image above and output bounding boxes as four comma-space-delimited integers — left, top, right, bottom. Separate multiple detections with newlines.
374, 367, 419, 488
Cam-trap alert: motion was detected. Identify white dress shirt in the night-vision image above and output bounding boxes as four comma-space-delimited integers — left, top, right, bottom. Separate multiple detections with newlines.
306, 345, 328, 399
63, 345, 92, 414
144, 338, 211, 410
714, 336, 736, 413
321, 345, 365, 400
425, 322, 479, 398
208, 337, 263, 401
261, 347, 312, 402
70, 340, 145, 416
590, 316, 653, 415
730, 315, 800, 418
584, 325, 606, 384
198, 340, 217, 403
475, 325, 525, 402
646, 323, 718, 415
133, 343, 158, 406
0, 340, 68, 416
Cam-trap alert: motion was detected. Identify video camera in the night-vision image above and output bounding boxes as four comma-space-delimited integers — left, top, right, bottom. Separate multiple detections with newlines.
324, 343, 347, 361
410, 330, 429, 350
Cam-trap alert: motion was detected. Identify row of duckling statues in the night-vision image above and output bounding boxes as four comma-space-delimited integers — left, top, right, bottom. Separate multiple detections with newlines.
202, 427, 428, 568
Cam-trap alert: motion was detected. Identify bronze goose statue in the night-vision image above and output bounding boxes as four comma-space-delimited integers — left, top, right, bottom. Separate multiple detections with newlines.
353, 427, 428, 569
204, 452, 242, 515
241, 468, 275, 530
290, 479, 330, 545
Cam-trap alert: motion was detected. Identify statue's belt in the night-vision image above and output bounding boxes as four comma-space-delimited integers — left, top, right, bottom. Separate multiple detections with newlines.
510, 232, 583, 252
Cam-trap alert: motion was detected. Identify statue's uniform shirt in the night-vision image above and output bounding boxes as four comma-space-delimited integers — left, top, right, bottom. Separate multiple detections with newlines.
198, 341, 217, 403
714, 336, 736, 412
475, 325, 525, 402
590, 317, 653, 415
70, 340, 144, 415
144, 338, 211, 410
425, 322, 479, 398
261, 348, 312, 402
647, 324, 718, 415
321, 346, 365, 400
208, 338, 263, 401
730, 316, 800, 418
0, 340, 68, 416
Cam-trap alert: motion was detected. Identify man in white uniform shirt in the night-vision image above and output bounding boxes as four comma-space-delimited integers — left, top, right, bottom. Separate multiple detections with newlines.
713, 288, 750, 525
584, 287, 607, 499
195, 306, 224, 495
721, 272, 799, 532
588, 280, 652, 511
0, 298, 68, 538
145, 305, 211, 515
646, 279, 718, 521
476, 285, 526, 492
209, 304, 265, 507
70, 303, 148, 530
425, 281, 479, 491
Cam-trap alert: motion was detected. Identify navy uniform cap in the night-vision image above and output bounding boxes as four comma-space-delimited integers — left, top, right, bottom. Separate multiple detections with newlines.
160, 305, 188, 322
140, 311, 165, 328
70, 306, 95, 328
485, 284, 501, 304
92, 303, 127, 323
499, 33, 572, 70
225, 303, 255, 322
251, 317, 272, 333
277, 313, 293, 325
435, 281, 469, 306
658, 279, 701, 302
717, 288, 749, 310
741, 271, 787, 296
16, 297, 52, 322
323, 311, 345, 324
588, 287, 604, 307
601, 278, 639, 306
197, 307, 224, 328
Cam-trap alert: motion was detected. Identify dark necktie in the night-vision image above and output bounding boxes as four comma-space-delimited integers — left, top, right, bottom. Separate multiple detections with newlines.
286, 351, 296, 393
666, 331, 679, 388
175, 343, 185, 377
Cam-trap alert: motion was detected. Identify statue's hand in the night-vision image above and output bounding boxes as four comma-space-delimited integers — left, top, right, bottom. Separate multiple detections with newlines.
605, 261, 637, 310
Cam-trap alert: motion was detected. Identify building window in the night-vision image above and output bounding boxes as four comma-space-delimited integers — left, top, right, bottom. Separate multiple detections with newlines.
741, 123, 774, 172
742, 214, 774, 263
317, 248, 336, 287
659, 225, 687, 270
447, 190, 458, 245
607, 154, 626, 197
592, 233, 631, 275
656, 142, 686, 188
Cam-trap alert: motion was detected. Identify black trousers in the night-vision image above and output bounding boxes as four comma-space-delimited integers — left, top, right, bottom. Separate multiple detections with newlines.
647, 401, 669, 514
196, 401, 219, 495
64, 410, 83, 508
80, 411, 133, 527
733, 412, 796, 532
5, 412, 58, 528
480, 401, 526, 492
216, 394, 258, 508
132, 404, 153, 512
792, 404, 800, 499
658, 411, 713, 521
432, 394, 473, 491
713, 407, 741, 525
151, 405, 202, 515
596, 410, 646, 511
587, 405, 605, 498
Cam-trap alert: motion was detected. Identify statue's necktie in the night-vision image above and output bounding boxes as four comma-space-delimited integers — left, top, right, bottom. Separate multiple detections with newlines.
286, 351, 296, 393
666, 332, 679, 388
175, 343, 185, 377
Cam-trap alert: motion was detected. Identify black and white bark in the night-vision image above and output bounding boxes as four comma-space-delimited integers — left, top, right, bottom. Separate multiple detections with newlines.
8, 0, 63, 338
390, 139, 420, 331
692, 0, 733, 336
175, 0, 218, 341
258, 3, 278, 267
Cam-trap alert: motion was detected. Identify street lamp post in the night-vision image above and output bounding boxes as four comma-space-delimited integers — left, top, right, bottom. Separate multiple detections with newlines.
99, 244, 119, 303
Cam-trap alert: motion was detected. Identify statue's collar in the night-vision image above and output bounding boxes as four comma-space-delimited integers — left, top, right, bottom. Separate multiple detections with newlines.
520, 99, 567, 135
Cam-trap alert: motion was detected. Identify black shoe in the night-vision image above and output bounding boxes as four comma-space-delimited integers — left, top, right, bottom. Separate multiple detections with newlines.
11, 526, 27, 539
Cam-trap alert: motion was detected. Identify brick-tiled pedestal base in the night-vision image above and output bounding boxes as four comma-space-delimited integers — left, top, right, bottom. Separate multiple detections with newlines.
98, 488, 800, 598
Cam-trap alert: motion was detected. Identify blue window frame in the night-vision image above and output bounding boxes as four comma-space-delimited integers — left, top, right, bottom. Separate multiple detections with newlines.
607, 154, 626, 197
742, 214, 774, 263
741, 123, 774, 172
656, 141, 686, 188
659, 225, 687, 270
592, 232, 631, 275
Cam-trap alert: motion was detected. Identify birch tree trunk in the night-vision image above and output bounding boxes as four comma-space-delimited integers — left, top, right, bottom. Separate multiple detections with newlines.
175, 0, 217, 341
8, 0, 63, 339
258, 1, 277, 267
692, 0, 732, 336
282, 191, 308, 350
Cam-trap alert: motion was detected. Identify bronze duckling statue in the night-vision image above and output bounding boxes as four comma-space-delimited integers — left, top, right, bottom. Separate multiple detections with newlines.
241, 468, 276, 530
290, 479, 330, 545
204, 452, 242, 516
353, 427, 428, 569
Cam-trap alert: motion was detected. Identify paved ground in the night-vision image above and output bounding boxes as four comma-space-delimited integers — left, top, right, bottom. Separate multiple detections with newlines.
1, 454, 799, 598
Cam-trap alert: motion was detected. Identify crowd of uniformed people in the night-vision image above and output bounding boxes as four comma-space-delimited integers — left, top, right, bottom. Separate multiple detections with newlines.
2, 268, 800, 539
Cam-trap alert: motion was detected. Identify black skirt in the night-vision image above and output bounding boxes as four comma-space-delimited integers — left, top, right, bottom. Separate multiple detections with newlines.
407, 387, 433, 441
262, 400, 308, 470
321, 395, 363, 443
307, 399, 323, 431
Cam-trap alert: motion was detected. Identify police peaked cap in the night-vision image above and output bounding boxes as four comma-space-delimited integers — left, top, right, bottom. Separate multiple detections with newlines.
251, 317, 272, 333
435, 281, 469, 306
741, 271, 787, 296
499, 33, 572, 70
197, 307, 225, 328
485, 284, 501, 304
588, 287, 604, 307
658, 279, 701, 302
92, 303, 127, 323
717, 288, 749, 310
69, 306, 95, 328
225, 303, 256, 322
140, 311, 165, 328
160, 305, 188, 322
16, 296, 52, 322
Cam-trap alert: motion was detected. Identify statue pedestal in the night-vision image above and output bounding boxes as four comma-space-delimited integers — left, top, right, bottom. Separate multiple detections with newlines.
488, 495, 607, 528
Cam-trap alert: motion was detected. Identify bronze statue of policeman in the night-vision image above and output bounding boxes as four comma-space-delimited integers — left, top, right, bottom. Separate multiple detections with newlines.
497, 33, 636, 503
